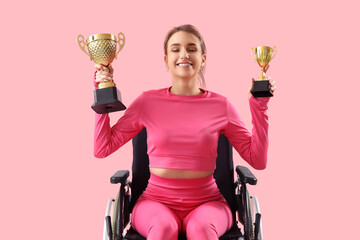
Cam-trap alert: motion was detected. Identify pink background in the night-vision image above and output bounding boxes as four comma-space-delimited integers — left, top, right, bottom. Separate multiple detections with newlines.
1, 0, 359, 239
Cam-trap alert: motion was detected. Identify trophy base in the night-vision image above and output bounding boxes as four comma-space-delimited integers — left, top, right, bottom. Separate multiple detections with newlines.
92, 87, 127, 114
250, 80, 273, 98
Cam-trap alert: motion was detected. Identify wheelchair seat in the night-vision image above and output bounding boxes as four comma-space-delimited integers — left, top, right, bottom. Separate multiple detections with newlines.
123, 223, 242, 240
104, 128, 263, 240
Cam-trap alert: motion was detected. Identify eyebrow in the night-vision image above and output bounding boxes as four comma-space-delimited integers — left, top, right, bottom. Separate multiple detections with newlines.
170, 43, 198, 47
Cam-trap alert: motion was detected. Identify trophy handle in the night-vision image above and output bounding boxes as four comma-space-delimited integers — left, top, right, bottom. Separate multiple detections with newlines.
115, 32, 126, 59
77, 34, 90, 58
270, 46, 277, 60
250, 48, 257, 62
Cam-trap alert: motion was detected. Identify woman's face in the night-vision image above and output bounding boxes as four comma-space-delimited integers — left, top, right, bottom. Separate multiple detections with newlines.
165, 31, 206, 81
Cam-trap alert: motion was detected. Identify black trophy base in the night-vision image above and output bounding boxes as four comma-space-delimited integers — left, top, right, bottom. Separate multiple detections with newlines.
250, 80, 273, 98
91, 87, 127, 114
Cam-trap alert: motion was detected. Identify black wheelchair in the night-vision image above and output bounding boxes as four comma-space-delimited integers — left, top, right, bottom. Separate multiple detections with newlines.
102, 128, 263, 240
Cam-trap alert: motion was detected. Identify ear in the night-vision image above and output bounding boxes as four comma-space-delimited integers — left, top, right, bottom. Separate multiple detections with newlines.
164, 55, 168, 66
201, 54, 207, 67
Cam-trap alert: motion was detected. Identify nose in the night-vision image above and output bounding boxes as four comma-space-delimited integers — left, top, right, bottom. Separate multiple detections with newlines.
180, 49, 189, 59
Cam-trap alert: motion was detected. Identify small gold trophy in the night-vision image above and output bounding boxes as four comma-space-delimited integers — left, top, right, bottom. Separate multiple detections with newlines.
77, 33, 126, 113
250, 46, 277, 97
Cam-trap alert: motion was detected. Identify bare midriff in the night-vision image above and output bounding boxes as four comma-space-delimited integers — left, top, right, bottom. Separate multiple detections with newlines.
150, 167, 213, 179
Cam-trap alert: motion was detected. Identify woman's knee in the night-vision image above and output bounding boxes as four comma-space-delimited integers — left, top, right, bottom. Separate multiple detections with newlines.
149, 217, 179, 236
131, 199, 180, 239
185, 218, 218, 239
183, 201, 233, 239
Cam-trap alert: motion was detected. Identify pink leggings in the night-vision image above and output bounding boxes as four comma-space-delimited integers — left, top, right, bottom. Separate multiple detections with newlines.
131, 174, 233, 240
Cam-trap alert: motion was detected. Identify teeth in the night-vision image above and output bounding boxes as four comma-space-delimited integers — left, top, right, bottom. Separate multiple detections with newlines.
177, 63, 191, 67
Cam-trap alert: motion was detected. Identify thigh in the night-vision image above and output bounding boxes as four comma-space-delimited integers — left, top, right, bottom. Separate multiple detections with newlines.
182, 201, 233, 238
131, 198, 181, 239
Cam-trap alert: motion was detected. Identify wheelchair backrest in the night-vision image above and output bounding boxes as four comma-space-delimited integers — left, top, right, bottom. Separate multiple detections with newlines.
130, 128, 237, 219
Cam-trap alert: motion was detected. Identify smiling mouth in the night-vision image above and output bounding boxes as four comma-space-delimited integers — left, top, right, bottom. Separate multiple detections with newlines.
176, 63, 192, 67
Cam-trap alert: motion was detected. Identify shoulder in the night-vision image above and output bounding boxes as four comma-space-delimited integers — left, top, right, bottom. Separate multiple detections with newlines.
203, 89, 229, 106
141, 87, 168, 97
132, 88, 168, 107
206, 89, 227, 100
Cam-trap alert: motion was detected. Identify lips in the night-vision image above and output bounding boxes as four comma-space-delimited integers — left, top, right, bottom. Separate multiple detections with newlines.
176, 62, 193, 67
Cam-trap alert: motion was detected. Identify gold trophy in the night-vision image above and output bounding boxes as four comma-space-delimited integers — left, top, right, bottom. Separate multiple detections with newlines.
250, 46, 277, 97
77, 33, 126, 113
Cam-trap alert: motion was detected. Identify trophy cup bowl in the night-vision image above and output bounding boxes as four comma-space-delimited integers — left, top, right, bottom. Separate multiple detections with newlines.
77, 33, 126, 114
250, 46, 277, 97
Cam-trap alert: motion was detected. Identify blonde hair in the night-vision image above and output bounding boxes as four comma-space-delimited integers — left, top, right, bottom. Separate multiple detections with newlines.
164, 24, 207, 89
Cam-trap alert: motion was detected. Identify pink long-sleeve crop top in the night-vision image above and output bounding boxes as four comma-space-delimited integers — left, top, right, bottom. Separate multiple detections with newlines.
94, 86, 270, 171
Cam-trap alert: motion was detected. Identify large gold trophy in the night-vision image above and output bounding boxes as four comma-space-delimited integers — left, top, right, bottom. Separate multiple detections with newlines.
77, 33, 126, 113
250, 46, 277, 97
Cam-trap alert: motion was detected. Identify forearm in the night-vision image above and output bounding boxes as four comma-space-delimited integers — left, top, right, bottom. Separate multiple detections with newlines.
246, 96, 270, 169
94, 113, 117, 158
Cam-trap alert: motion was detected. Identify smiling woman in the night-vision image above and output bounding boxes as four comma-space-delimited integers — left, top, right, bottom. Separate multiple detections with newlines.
92, 24, 274, 240
163, 24, 207, 91
164, 31, 206, 95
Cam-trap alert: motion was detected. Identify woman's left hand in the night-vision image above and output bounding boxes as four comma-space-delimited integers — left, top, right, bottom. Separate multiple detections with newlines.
269, 78, 276, 94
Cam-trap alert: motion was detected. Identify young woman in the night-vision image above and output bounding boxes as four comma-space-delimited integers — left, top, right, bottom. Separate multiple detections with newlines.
93, 24, 275, 240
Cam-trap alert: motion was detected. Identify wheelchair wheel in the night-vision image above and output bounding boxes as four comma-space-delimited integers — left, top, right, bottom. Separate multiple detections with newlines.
251, 196, 263, 240
245, 190, 255, 239
112, 191, 121, 240
237, 187, 255, 239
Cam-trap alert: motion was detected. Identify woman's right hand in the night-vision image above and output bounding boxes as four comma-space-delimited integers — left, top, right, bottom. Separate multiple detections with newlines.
94, 63, 114, 85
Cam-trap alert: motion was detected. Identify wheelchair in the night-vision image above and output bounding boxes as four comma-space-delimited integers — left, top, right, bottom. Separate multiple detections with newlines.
102, 128, 263, 240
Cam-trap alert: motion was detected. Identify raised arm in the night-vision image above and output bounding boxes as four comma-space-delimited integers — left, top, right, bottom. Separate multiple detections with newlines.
222, 96, 270, 170
94, 93, 145, 158
92, 64, 144, 158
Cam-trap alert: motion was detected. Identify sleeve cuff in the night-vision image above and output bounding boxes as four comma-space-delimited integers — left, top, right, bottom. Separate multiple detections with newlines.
249, 95, 270, 108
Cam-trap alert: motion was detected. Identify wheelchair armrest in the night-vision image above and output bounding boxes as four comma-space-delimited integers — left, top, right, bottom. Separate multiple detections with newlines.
236, 166, 257, 185
110, 170, 129, 184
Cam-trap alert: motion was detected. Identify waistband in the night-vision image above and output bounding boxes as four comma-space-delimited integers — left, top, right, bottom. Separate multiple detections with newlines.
148, 173, 215, 188
140, 173, 226, 210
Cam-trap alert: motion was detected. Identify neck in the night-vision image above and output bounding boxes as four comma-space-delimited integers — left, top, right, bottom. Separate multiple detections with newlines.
170, 80, 203, 95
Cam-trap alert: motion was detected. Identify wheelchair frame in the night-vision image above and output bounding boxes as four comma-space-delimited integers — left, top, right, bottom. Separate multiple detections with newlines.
102, 130, 264, 240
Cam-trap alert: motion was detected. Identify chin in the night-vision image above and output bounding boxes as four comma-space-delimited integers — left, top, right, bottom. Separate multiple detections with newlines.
175, 71, 196, 78
177, 75, 195, 81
